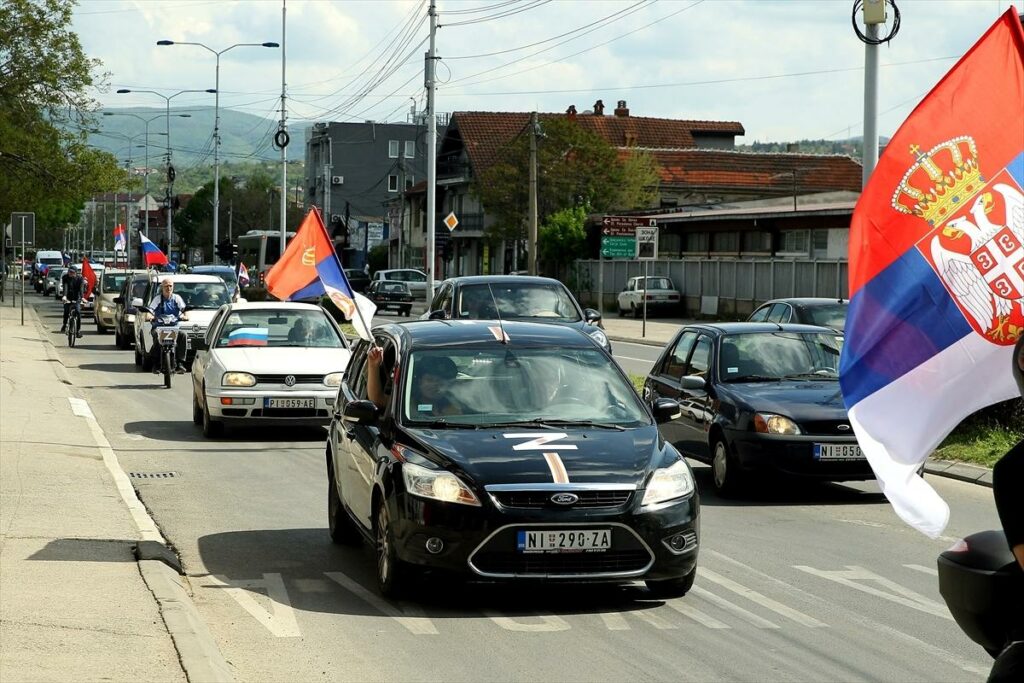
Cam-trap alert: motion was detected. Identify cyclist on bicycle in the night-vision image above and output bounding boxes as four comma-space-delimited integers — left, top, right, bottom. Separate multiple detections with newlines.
146, 278, 189, 374
60, 266, 85, 336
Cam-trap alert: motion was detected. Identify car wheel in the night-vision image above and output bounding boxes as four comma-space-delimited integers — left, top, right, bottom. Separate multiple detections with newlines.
631, 303, 640, 319
115, 327, 124, 349
192, 387, 203, 426
375, 502, 410, 598
328, 458, 362, 546
712, 438, 743, 496
202, 389, 224, 438
402, 306, 411, 317
134, 343, 143, 367
645, 567, 696, 599
96, 324, 107, 334
141, 348, 154, 372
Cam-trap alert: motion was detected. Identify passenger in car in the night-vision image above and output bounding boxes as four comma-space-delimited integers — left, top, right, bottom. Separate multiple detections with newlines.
367, 347, 460, 416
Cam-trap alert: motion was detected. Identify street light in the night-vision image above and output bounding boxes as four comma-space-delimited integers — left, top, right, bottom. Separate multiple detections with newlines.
158, 39, 279, 261
117, 88, 215, 258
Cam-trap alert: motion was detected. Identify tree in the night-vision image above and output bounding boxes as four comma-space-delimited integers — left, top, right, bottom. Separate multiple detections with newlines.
472, 117, 660, 242
538, 205, 587, 281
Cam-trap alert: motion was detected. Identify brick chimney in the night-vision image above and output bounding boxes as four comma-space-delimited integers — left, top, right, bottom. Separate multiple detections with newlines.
593, 99, 605, 115
566, 104, 577, 120
614, 100, 629, 117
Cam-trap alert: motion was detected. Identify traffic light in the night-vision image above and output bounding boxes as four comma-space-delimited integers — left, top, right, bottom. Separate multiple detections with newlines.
216, 239, 233, 262
441, 240, 453, 261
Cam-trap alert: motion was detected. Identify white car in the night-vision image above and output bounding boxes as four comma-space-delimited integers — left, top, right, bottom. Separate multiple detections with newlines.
132, 274, 231, 371
190, 302, 352, 437
616, 276, 681, 318
372, 268, 427, 298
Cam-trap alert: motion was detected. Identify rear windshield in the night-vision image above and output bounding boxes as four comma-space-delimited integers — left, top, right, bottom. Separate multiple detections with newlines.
456, 283, 581, 322
803, 304, 848, 331
640, 277, 673, 290
102, 272, 130, 293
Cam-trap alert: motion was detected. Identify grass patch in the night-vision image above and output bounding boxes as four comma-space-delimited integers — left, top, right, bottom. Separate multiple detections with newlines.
629, 373, 645, 394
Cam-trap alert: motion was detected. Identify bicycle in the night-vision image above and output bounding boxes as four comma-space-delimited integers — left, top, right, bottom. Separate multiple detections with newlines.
64, 298, 82, 347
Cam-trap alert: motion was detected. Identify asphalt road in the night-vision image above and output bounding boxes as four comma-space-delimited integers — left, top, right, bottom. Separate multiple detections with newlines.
32, 297, 1000, 682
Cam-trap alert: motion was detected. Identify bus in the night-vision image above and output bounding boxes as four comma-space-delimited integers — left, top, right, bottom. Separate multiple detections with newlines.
237, 230, 296, 286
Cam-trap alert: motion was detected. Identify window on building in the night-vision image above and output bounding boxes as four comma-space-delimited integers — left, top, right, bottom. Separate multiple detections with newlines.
711, 231, 739, 253
388, 140, 399, 158
741, 231, 772, 253
781, 230, 809, 254
812, 229, 830, 258
388, 175, 399, 192
684, 232, 708, 253
404, 140, 415, 159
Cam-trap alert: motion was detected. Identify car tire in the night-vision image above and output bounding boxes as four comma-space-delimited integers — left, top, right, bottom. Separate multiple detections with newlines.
645, 567, 696, 599
375, 502, 411, 598
141, 348, 154, 372
96, 324, 108, 334
134, 342, 144, 367
712, 438, 744, 496
115, 327, 125, 349
402, 306, 411, 317
192, 388, 203, 426
202, 389, 224, 438
631, 303, 641, 319
328, 457, 362, 546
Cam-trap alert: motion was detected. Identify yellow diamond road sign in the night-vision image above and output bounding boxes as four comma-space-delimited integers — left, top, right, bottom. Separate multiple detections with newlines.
444, 212, 459, 231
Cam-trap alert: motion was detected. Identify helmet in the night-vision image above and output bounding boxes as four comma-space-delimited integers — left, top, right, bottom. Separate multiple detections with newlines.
1014, 334, 1024, 397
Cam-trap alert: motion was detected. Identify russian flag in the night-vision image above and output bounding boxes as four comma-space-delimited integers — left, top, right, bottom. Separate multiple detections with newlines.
138, 231, 168, 267
227, 327, 269, 347
840, 9, 1024, 538
265, 208, 376, 340
113, 224, 126, 252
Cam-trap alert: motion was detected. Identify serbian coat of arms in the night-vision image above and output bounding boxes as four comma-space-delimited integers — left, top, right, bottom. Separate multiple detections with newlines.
894, 136, 1024, 344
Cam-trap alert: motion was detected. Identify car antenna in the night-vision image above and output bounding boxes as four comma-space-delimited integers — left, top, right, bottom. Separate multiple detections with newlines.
486, 283, 509, 345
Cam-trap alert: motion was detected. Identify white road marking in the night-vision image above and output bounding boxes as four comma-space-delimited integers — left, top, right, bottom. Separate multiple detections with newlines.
904, 564, 939, 576
206, 573, 302, 638
794, 565, 952, 620
614, 355, 653, 363
68, 397, 164, 543
484, 612, 571, 632
325, 572, 438, 635
663, 599, 730, 629
599, 609, 677, 631
699, 567, 827, 628
690, 586, 779, 629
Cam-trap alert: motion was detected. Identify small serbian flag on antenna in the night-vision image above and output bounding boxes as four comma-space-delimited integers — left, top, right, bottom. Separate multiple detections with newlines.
238, 262, 251, 287
138, 231, 168, 267
227, 327, 268, 347
113, 224, 126, 252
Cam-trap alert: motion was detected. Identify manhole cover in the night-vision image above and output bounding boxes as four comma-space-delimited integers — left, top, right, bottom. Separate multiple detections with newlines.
128, 472, 178, 479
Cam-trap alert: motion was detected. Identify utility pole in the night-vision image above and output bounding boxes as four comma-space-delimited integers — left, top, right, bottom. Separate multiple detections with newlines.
279, 0, 289, 255
397, 159, 406, 268
528, 111, 538, 276
425, 0, 438, 301
861, 0, 884, 185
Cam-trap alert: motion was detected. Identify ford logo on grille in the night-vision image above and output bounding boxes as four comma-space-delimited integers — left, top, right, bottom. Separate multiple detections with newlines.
284, 375, 297, 387
550, 493, 579, 506
837, 423, 851, 431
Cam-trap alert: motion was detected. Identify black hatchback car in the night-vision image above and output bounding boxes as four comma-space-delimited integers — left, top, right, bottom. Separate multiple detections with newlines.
367, 280, 413, 316
644, 322, 873, 495
422, 275, 611, 352
748, 298, 848, 332
326, 320, 699, 598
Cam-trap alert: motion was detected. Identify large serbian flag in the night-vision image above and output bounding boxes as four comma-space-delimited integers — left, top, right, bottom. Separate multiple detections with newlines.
840, 8, 1024, 538
265, 207, 376, 340
138, 231, 169, 267
113, 224, 126, 252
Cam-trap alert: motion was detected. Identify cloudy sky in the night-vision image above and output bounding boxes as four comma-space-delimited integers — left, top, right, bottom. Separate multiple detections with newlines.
72, 0, 1016, 143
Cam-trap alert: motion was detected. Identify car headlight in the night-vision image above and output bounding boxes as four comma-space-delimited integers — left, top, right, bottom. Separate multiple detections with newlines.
402, 461, 480, 506
641, 460, 695, 506
754, 413, 801, 435
324, 372, 344, 387
222, 372, 256, 387
100, 304, 113, 313
587, 327, 609, 348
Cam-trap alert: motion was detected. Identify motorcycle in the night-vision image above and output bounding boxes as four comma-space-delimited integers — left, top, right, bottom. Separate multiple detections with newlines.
138, 307, 187, 389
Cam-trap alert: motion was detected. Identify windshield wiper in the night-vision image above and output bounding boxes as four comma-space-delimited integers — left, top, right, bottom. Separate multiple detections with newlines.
526, 418, 626, 431
415, 418, 479, 429
780, 372, 839, 380
723, 375, 782, 383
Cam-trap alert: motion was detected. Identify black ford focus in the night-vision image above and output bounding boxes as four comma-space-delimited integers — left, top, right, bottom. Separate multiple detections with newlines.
326, 320, 699, 598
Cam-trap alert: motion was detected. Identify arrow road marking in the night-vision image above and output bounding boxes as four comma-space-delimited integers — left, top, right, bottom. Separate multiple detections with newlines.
325, 572, 438, 635
699, 567, 827, 628
206, 573, 301, 638
794, 565, 951, 620
690, 586, 779, 629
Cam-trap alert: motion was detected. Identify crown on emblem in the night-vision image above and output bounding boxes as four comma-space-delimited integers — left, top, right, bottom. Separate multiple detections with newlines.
890, 136, 984, 225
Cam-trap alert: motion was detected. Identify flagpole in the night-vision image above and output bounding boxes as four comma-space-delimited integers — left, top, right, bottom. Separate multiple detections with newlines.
311, 206, 375, 341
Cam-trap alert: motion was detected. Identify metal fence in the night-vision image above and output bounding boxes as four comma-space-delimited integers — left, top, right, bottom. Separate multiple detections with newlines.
571, 258, 849, 317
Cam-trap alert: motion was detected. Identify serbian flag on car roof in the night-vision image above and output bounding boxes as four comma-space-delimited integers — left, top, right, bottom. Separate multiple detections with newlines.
138, 231, 168, 267
265, 207, 376, 340
840, 8, 1024, 538
81, 258, 97, 299
113, 224, 126, 252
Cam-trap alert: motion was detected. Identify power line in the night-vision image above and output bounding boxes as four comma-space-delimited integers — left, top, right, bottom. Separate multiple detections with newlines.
439, 0, 552, 27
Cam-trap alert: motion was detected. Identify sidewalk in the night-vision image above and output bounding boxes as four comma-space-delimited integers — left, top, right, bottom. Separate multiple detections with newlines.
600, 314, 696, 346
0, 300, 192, 681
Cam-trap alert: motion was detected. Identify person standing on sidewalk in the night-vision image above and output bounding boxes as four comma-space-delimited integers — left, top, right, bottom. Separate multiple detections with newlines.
60, 266, 85, 336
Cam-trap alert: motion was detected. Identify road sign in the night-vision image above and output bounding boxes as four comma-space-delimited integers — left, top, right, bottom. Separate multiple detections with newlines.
601, 235, 634, 258
10, 213, 35, 246
636, 225, 658, 260
601, 215, 655, 236
444, 212, 459, 232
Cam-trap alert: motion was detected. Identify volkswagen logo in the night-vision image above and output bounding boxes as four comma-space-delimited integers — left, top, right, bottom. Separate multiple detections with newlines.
837, 423, 851, 431
284, 375, 297, 387
550, 493, 579, 506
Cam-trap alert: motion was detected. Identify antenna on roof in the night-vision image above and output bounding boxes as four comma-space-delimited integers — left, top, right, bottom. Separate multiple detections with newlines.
486, 283, 508, 344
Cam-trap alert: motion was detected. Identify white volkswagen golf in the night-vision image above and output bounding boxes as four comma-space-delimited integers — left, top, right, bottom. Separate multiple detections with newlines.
190, 302, 352, 437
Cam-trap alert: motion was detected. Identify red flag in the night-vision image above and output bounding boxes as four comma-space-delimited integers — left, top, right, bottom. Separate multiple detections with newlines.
82, 258, 97, 299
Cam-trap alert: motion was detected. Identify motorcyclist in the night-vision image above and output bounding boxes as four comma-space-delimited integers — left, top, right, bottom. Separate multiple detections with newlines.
146, 278, 189, 374
60, 266, 85, 336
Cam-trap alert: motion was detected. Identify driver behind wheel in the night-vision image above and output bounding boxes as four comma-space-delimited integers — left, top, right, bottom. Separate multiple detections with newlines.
146, 278, 189, 374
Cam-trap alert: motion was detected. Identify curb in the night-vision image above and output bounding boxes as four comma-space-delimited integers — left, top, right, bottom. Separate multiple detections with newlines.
608, 334, 666, 348
924, 457, 994, 488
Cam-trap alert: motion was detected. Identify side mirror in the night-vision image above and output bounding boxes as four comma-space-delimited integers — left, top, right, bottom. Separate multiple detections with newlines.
136, 305, 152, 314
114, 296, 124, 305
584, 308, 602, 324
343, 399, 379, 425
680, 375, 707, 391
191, 338, 208, 351
652, 397, 682, 424
428, 309, 447, 320
131, 297, 144, 308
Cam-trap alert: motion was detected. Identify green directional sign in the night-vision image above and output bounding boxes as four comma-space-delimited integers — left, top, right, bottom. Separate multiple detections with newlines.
601, 235, 635, 258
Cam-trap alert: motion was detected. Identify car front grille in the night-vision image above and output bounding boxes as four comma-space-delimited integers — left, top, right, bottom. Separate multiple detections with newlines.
472, 550, 651, 576
253, 374, 325, 385
491, 490, 633, 509
801, 420, 856, 436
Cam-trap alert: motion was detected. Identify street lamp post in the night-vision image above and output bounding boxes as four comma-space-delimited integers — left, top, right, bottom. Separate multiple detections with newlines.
117, 88, 215, 260
158, 39, 279, 261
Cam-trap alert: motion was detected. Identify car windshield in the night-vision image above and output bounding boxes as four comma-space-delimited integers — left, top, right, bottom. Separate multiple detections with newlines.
640, 277, 673, 290
215, 309, 343, 348
456, 283, 581, 322
172, 281, 232, 309
402, 347, 648, 427
803, 304, 848, 332
192, 267, 237, 285
719, 332, 844, 381
102, 272, 130, 293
